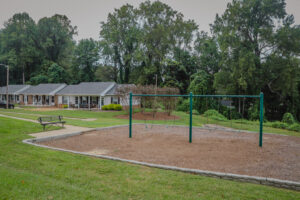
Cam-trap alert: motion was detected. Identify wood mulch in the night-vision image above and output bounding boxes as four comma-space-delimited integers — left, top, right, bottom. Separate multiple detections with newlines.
40, 124, 300, 182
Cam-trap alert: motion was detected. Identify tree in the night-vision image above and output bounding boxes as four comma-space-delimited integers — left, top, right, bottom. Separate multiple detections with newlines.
194, 32, 221, 75
95, 65, 116, 82
100, 4, 140, 83
35, 14, 77, 77
136, 0, 197, 85
188, 70, 213, 113
48, 63, 68, 83
29, 74, 49, 85
0, 12, 38, 84
72, 38, 100, 83
212, 0, 300, 120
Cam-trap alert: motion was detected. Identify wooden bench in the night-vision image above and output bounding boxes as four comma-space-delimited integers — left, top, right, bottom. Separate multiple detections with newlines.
38, 116, 66, 131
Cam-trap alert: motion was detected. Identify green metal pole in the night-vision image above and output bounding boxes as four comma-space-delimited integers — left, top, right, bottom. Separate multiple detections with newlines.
129, 92, 132, 138
259, 92, 264, 147
189, 92, 193, 143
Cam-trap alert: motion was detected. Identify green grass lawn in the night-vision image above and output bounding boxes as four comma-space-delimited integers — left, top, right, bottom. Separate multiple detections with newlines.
1, 108, 299, 137
0, 116, 299, 199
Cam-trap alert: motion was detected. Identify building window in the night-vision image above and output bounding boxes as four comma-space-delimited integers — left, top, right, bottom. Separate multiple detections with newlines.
52, 96, 55, 103
16, 95, 19, 101
75, 97, 78, 104
101, 97, 104, 105
82, 96, 87, 104
111, 96, 118, 104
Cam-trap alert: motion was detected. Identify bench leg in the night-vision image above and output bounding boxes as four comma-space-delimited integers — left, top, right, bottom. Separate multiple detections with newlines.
43, 125, 45, 131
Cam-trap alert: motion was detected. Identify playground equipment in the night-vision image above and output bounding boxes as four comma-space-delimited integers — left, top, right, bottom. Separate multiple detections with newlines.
129, 92, 264, 147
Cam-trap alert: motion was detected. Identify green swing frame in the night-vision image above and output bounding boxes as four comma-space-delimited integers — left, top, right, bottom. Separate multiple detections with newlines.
129, 92, 264, 147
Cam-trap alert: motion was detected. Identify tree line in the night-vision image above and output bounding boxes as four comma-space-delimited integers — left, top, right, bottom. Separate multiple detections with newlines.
0, 0, 299, 121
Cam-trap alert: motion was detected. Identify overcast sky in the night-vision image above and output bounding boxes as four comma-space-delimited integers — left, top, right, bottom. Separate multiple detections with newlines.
0, 0, 299, 40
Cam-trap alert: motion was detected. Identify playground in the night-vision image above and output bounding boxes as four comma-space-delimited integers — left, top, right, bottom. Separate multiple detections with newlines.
39, 124, 300, 182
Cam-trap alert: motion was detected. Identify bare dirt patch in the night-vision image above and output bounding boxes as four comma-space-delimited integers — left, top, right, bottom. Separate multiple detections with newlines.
39, 124, 300, 182
116, 112, 180, 120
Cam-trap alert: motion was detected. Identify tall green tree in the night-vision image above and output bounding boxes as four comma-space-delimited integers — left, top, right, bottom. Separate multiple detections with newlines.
161, 49, 198, 93
194, 32, 221, 75
35, 14, 77, 76
212, 0, 300, 120
137, 0, 197, 85
47, 63, 68, 83
100, 4, 140, 83
72, 38, 100, 83
0, 12, 38, 84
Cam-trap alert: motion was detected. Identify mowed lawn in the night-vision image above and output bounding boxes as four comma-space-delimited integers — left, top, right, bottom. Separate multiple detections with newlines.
0, 108, 299, 137
0, 116, 299, 199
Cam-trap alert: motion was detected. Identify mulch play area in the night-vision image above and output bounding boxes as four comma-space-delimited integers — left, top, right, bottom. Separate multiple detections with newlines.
39, 124, 300, 182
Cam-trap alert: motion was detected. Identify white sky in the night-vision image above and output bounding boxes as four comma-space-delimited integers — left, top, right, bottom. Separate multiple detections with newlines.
0, 0, 299, 40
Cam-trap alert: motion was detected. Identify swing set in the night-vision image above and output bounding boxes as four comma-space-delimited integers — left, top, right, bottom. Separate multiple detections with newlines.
129, 92, 264, 147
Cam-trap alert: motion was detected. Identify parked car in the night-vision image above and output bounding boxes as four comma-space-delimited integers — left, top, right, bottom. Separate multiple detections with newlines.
0, 101, 14, 109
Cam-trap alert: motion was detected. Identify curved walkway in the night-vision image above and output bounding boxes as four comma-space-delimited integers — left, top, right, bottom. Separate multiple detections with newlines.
0, 113, 92, 138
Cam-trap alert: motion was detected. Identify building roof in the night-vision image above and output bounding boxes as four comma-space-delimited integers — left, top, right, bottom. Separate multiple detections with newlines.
0, 85, 30, 95
106, 84, 136, 95
23, 83, 67, 95
56, 82, 116, 96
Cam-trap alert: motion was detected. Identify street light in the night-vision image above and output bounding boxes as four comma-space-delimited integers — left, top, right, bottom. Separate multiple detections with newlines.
0, 64, 9, 109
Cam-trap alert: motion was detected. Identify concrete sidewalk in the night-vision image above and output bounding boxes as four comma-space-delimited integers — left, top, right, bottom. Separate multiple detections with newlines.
0, 113, 92, 138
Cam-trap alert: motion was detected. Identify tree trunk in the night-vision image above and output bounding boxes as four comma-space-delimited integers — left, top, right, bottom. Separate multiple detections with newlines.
22, 65, 25, 84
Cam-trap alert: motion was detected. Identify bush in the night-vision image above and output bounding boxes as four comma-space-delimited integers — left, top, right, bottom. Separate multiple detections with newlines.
248, 103, 259, 121
282, 112, 295, 124
113, 104, 122, 111
203, 109, 227, 121
63, 104, 68, 109
287, 123, 300, 132
187, 109, 200, 115
176, 98, 189, 112
102, 104, 122, 111
271, 121, 288, 129
222, 108, 241, 120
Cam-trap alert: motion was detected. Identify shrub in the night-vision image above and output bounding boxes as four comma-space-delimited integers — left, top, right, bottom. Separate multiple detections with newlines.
187, 109, 200, 115
271, 121, 288, 129
102, 105, 108, 110
107, 104, 115, 110
113, 104, 122, 111
222, 108, 241, 120
248, 103, 259, 121
63, 104, 68, 109
176, 98, 189, 112
203, 109, 227, 121
287, 123, 300, 132
102, 104, 122, 111
282, 112, 295, 124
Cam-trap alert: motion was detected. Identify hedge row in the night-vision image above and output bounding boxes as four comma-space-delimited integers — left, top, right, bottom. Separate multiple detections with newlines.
102, 104, 122, 111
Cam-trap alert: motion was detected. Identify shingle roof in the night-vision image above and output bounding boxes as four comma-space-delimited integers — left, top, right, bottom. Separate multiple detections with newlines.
23, 84, 66, 95
106, 84, 136, 95
0, 85, 30, 94
56, 82, 116, 96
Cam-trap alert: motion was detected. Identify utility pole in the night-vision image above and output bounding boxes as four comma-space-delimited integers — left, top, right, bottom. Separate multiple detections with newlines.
155, 74, 158, 94
22, 65, 25, 84
0, 64, 9, 109
6, 65, 9, 109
